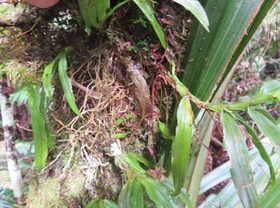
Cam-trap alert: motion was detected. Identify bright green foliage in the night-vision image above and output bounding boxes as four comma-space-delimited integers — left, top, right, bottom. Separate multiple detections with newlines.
123, 152, 150, 174
119, 178, 144, 208
141, 177, 176, 208
113, 114, 134, 139
172, 0, 209, 32
248, 107, 280, 155
115, 114, 134, 127
27, 85, 51, 170
133, 0, 167, 48
199, 146, 280, 208
57, 49, 82, 117
171, 96, 193, 195
42, 46, 82, 117
85, 198, 119, 208
260, 177, 280, 208
260, 80, 280, 102
78, 0, 129, 34
42, 58, 59, 98
158, 120, 173, 140
221, 112, 259, 207
77, 0, 209, 49
116, 153, 193, 207
28, 46, 81, 169
235, 114, 276, 191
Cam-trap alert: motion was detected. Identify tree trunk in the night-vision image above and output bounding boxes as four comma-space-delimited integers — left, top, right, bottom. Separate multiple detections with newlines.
0, 75, 24, 202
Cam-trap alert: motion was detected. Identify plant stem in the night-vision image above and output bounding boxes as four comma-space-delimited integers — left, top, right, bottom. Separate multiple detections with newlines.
171, 72, 278, 113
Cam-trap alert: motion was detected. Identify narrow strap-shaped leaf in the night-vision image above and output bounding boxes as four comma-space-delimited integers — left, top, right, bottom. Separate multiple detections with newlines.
78, 0, 95, 34
253, 108, 278, 125
124, 154, 146, 174
115, 114, 134, 127
104, 200, 119, 208
158, 120, 173, 140
162, 178, 193, 208
42, 59, 58, 98
126, 152, 150, 168
260, 80, 280, 102
260, 177, 280, 208
235, 113, 275, 191
172, 0, 209, 32
28, 85, 50, 170
130, 178, 144, 208
133, 0, 166, 48
58, 52, 82, 117
141, 177, 175, 208
84, 198, 101, 208
118, 180, 131, 208
172, 96, 193, 195
221, 112, 259, 208
248, 107, 280, 155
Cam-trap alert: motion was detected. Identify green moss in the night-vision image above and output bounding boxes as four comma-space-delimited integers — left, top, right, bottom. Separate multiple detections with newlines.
26, 177, 64, 208
26, 167, 86, 208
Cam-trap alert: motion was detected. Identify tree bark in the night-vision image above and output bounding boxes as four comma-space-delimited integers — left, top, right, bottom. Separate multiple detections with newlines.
0, 75, 23, 201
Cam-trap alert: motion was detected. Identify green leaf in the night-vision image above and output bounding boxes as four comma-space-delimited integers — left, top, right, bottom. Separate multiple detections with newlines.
119, 178, 144, 208
42, 58, 58, 98
124, 153, 149, 174
114, 132, 129, 139
182, 0, 268, 103
104, 200, 119, 208
130, 179, 144, 208
85, 198, 102, 208
28, 85, 50, 170
115, 114, 134, 127
235, 113, 275, 191
199, 151, 280, 208
172, 96, 193, 195
185, 112, 214, 206
118, 180, 131, 208
141, 177, 175, 208
127, 152, 150, 168
253, 108, 278, 125
133, 0, 166, 48
260, 80, 280, 98
248, 107, 280, 155
57, 50, 82, 117
221, 112, 259, 207
162, 178, 193, 208
158, 120, 173, 140
172, 0, 209, 32
78, 0, 129, 33
260, 177, 280, 208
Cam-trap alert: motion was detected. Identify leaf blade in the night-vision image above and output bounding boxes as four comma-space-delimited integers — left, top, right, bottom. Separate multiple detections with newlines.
133, 0, 166, 48
27, 85, 50, 170
57, 51, 82, 117
221, 112, 259, 207
235, 113, 276, 191
172, 0, 209, 32
248, 107, 280, 155
172, 96, 193, 195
